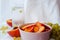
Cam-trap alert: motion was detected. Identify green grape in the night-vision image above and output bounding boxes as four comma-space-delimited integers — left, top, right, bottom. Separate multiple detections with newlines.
52, 24, 59, 30
47, 22, 53, 26
55, 36, 60, 40
51, 31, 57, 38
47, 23, 60, 40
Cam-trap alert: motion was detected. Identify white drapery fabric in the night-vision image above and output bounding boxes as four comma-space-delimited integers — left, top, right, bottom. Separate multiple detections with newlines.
24, 0, 60, 24
1, 0, 24, 23
1, 0, 60, 24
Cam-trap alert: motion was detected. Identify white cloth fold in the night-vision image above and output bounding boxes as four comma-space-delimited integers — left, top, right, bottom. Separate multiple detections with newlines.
24, 0, 59, 23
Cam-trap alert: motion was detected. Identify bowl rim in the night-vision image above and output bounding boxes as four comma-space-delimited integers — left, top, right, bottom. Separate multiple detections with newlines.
19, 23, 52, 34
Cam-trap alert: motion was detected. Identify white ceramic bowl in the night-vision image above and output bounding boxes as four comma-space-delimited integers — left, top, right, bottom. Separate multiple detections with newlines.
19, 23, 52, 40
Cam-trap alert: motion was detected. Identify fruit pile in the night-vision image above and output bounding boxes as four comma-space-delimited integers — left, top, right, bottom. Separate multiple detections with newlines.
47, 23, 60, 40
6, 19, 60, 40
20, 22, 50, 33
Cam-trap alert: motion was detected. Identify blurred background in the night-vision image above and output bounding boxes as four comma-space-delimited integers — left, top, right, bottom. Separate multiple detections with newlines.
0, 0, 24, 24
0, 0, 60, 24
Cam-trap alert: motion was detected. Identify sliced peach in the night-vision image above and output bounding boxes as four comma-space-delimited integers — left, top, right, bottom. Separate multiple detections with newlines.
24, 26, 33, 32
34, 26, 39, 32
36, 22, 42, 27
38, 26, 45, 32
21, 24, 35, 30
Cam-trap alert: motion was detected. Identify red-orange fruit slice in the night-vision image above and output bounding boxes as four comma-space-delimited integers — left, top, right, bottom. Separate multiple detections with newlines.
21, 24, 35, 30
34, 26, 39, 32
24, 26, 34, 32
38, 26, 45, 32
